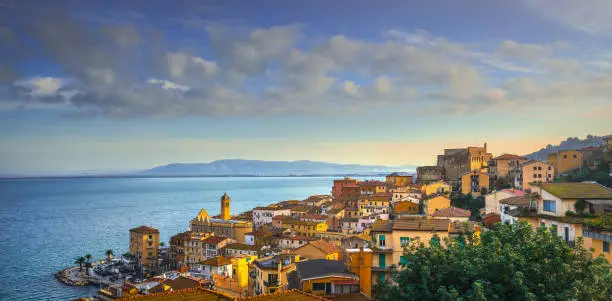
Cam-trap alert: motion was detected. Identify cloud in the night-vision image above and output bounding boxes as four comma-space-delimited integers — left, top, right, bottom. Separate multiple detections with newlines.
147, 78, 190, 92
524, 0, 612, 37
2, 15, 611, 118
14, 77, 66, 97
497, 40, 552, 62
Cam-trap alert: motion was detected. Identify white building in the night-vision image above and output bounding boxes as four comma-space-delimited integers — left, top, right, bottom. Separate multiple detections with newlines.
252, 207, 292, 229
484, 189, 525, 214
244, 232, 255, 246
192, 256, 232, 280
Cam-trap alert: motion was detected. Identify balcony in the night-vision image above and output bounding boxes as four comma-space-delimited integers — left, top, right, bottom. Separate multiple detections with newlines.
583, 226, 612, 242
372, 245, 393, 253
264, 280, 280, 287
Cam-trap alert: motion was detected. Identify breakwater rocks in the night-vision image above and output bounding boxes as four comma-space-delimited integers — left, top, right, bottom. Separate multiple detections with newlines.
56, 266, 89, 286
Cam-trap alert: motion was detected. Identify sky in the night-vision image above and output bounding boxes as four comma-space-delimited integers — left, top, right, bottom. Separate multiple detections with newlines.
0, 0, 611, 175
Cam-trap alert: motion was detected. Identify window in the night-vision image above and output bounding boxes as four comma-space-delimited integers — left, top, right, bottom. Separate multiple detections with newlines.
379, 235, 386, 247
312, 283, 326, 291
400, 256, 408, 265
563, 154, 567, 159
543, 200, 556, 213
533, 173, 537, 178
400, 237, 410, 246
533, 166, 537, 170
573, 154, 577, 159
604, 241, 610, 253
148, 235, 153, 239
538, 166, 542, 170
538, 174, 542, 178
548, 166, 551, 170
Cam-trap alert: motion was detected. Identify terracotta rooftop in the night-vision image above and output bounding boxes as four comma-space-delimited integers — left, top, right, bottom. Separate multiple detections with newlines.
499, 194, 537, 206
303, 240, 340, 255
392, 218, 450, 231
326, 208, 344, 215
302, 213, 327, 220
115, 288, 231, 300
221, 243, 257, 252
202, 236, 229, 245
200, 256, 232, 267
129, 226, 159, 234
371, 219, 393, 232
535, 182, 612, 199
432, 207, 471, 218
493, 154, 527, 160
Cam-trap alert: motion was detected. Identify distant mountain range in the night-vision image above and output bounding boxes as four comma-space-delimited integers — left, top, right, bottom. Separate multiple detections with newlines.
141, 159, 415, 176
524, 135, 607, 161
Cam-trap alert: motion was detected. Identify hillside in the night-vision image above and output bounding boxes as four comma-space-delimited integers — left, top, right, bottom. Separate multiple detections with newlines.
141, 159, 415, 176
524, 135, 606, 161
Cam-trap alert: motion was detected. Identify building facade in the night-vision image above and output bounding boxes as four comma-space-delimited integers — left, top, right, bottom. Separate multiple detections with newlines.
547, 150, 583, 176
129, 226, 160, 269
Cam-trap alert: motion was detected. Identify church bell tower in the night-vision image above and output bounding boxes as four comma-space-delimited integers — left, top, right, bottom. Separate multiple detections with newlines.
220, 192, 230, 220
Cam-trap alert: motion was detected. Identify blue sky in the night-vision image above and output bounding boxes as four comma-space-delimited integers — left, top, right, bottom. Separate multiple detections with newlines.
0, 0, 611, 174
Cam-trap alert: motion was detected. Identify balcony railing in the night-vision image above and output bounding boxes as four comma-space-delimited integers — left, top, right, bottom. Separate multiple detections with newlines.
583, 227, 612, 242
264, 280, 279, 287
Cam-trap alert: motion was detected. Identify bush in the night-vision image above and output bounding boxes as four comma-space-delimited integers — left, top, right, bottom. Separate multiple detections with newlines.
377, 222, 612, 301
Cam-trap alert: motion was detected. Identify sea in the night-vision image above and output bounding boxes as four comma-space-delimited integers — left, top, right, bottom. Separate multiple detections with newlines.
0, 176, 378, 300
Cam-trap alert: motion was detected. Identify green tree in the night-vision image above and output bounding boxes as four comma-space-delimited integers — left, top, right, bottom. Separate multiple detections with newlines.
74, 256, 86, 272
105, 249, 114, 261
574, 199, 586, 214
379, 222, 611, 301
85, 253, 92, 263
159, 242, 165, 247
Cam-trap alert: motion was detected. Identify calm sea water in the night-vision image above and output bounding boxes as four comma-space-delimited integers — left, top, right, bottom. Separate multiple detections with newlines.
0, 176, 377, 300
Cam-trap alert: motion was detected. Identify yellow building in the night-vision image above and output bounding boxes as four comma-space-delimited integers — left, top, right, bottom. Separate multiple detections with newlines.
190, 194, 252, 244
461, 170, 490, 197
425, 195, 451, 215
547, 150, 583, 176
513, 182, 612, 262
288, 260, 360, 296
292, 240, 340, 260
129, 226, 160, 269
385, 172, 414, 187
229, 254, 257, 288
520, 160, 554, 192
583, 226, 611, 263
283, 219, 328, 237
251, 254, 300, 295
345, 248, 373, 298
421, 180, 451, 196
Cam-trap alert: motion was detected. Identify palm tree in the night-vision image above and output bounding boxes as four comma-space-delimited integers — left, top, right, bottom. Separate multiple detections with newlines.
105, 249, 114, 261
159, 242, 165, 247
74, 257, 86, 272
85, 253, 92, 263
84, 261, 92, 276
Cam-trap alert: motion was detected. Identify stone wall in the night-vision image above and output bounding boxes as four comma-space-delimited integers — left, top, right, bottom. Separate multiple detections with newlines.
416, 166, 444, 184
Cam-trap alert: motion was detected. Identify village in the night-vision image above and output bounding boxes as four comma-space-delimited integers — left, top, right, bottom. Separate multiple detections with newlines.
71, 139, 612, 301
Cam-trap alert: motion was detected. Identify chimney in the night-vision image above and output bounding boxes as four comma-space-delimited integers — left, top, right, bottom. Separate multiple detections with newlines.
484, 142, 487, 150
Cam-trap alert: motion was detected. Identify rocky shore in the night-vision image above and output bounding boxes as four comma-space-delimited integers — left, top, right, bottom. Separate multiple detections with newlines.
55, 266, 89, 286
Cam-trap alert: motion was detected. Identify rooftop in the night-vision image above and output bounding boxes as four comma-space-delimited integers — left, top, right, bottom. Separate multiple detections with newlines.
202, 236, 229, 244
116, 287, 231, 300
129, 226, 159, 234
493, 154, 527, 160
387, 172, 413, 177
499, 194, 537, 206
535, 182, 612, 199
294, 240, 339, 255
371, 219, 393, 232
392, 218, 450, 231
432, 207, 471, 218
200, 256, 232, 267
221, 243, 256, 252
293, 259, 353, 280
